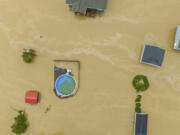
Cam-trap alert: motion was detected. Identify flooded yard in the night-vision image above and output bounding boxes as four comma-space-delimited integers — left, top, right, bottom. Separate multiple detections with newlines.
0, 0, 180, 135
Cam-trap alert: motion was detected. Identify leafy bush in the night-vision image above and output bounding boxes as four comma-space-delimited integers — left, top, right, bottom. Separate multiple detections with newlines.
135, 105, 141, 113
133, 75, 149, 113
132, 75, 149, 92
11, 111, 28, 135
22, 49, 36, 63
135, 95, 142, 113
136, 103, 141, 107
135, 95, 142, 102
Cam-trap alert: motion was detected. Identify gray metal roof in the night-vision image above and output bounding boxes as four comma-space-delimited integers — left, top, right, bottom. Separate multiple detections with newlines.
134, 113, 148, 135
140, 45, 166, 67
66, 0, 107, 15
173, 25, 180, 50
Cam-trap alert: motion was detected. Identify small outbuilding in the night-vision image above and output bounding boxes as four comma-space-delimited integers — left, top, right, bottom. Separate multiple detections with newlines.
25, 91, 39, 104
134, 113, 148, 135
173, 25, 180, 50
140, 45, 166, 67
66, 0, 107, 16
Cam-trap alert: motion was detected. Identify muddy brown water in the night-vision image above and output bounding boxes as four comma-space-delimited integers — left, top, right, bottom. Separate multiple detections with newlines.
0, 0, 180, 135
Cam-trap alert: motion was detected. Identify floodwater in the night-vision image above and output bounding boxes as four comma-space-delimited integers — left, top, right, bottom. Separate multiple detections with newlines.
0, 0, 180, 135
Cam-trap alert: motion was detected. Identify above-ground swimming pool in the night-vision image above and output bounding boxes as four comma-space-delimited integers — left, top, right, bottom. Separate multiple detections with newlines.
55, 74, 76, 97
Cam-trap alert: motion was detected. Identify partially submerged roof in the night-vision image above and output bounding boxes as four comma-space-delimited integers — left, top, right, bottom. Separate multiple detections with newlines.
134, 113, 148, 135
66, 0, 107, 15
54, 66, 76, 98
173, 25, 180, 50
140, 45, 166, 67
25, 91, 39, 104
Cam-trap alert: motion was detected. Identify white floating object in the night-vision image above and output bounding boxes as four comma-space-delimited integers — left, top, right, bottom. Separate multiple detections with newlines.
67, 69, 72, 73
173, 25, 180, 50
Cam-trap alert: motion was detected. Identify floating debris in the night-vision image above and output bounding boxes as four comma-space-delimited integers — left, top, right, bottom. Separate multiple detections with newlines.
173, 25, 180, 50
45, 105, 52, 113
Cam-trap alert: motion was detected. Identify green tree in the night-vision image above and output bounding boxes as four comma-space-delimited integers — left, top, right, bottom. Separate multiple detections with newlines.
135, 95, 142, 102
132, 75, 149, 92
132, 75, 150, 113
22, 49, 36, 63
135, 95, 142, 113
135, 103, 141, 113
11, 111, 28, 135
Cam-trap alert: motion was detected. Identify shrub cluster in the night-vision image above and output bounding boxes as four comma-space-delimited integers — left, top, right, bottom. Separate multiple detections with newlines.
22, 49, 36, 63
11, 111, 28, 135
135, 95, 142, 113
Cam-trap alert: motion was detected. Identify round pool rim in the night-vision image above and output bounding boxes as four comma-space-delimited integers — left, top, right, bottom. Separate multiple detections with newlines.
55, 74, 77, 97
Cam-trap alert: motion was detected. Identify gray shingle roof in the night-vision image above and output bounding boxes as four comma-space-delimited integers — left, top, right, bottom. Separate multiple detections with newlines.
66, 0, 107, 15
140, 45, 166, 67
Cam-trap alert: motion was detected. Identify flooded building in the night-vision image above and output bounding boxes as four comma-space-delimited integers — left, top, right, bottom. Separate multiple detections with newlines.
54, 60, 80, 98
66, 0, 107, 16
25, 91, 39, 104
134, 113, 148, 135
140, 45, 166, 67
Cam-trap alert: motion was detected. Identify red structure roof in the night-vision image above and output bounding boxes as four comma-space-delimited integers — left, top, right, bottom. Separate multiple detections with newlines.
25, 91, 39, 104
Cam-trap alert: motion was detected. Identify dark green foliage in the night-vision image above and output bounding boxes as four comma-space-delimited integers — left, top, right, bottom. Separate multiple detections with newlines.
136, 103, 141, 107
135, 104, 141, 113
22, 49, 36, 63
133, 75, 149, 113
135, 103, 141, 113
11, 111, 28, 135
135, 95, 142, 113
132, 75, 149, 92
135, 95, 142, 102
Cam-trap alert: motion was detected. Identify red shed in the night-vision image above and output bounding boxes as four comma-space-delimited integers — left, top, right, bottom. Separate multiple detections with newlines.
25, 91, 39, 104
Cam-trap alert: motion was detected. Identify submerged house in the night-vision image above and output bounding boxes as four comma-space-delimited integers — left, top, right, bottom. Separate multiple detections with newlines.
134, 113, 148, 135
66, 0, 107, 16
25, 91, 39, 104
173, 25, 180, 50
140, 45, 166, 67
54, 66, 77, 98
